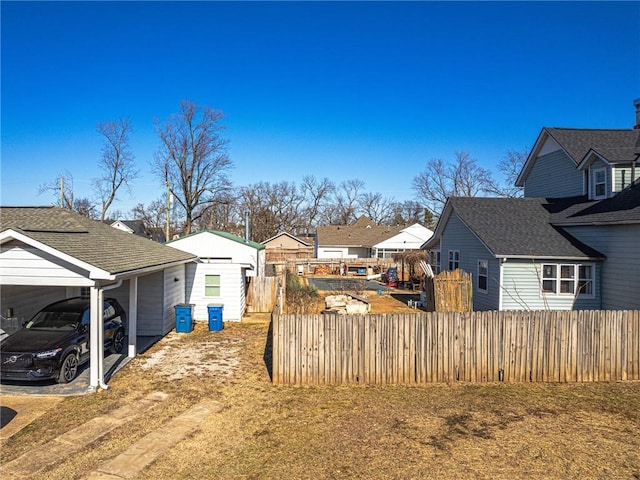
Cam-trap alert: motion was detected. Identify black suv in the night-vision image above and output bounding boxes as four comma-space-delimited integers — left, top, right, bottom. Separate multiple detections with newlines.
0, 297, 126, 383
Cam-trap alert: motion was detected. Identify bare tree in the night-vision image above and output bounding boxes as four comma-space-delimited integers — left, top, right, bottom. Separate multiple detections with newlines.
153, 100, 232, 235
94, 118, 139, 222
73, 198, 98, 219
412, 151, 496, 219
130, 199, 167, 230
38, 171, 75, 210
328, 179, 365, 225
490, 149, 527, 198
300, 175, 335, 231
389, 200, 432, 228
358, 192, 396, 225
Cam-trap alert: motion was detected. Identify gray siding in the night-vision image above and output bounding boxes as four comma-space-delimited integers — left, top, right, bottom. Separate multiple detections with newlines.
501, 260, 601, 310
440, 214, 500, 311
524, 150, 583, 198
565, 224, 640, 309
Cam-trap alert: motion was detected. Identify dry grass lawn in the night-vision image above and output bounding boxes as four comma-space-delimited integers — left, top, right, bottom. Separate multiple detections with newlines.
2, 293, 640, 479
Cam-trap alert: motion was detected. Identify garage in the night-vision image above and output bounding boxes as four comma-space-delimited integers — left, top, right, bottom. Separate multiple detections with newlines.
0, 206, 195, 392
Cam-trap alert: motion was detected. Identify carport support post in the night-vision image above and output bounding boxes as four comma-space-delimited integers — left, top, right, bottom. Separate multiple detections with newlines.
128, 277, 138, 358
89, 287, 100, 392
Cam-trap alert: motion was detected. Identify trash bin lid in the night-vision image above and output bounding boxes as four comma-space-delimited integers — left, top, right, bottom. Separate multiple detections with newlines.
207, 303, 224, 308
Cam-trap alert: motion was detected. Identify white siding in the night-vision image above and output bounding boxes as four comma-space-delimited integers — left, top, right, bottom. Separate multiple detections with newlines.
163, 265, 186, 333
185, 262, 245, 322
524, 150, 583, 198
0, 245, 93, 286
135, 271, 165, 336
0, 285, 68, 330
317, 247, 349, 259
564, 224, 640, 310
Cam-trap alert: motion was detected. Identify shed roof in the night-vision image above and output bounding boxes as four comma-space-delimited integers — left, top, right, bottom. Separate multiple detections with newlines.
1, 206, 195, 275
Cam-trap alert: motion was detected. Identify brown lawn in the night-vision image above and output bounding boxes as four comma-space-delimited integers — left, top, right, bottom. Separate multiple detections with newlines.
1, 293, 639, 479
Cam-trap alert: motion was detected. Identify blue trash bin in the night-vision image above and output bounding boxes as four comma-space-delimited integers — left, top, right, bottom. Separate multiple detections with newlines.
174, 304, 194, 333
207, 304, 224, 331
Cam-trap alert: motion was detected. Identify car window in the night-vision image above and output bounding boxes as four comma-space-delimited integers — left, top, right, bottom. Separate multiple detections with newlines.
27, 311, 81, 330
81, 309, 90, 325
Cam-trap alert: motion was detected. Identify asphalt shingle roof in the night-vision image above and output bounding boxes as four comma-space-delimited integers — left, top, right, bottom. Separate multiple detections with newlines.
316, 216, 404, 248
551, 182, 640, 225
546, 128, 640, 164
1, 207, 195, 275
446, 197, 604, 259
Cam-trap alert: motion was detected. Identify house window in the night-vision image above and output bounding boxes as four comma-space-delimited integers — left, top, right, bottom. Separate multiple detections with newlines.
448, 250, 459, 271
478, 260, 488, 292
594, 168, 606, 198
542, 264, 557, 293
578, 265, 594, 296
429, 250, 441, 274
205, 274, 221, 297
541, 264, 595, 297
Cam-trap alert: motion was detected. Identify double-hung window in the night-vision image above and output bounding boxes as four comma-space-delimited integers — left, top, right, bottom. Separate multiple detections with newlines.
541, 264, 595, 297
205, 274, 221, 297
477, 260, 488, 293
448, 250, 459, 271
593, 168, 606, 199
430, 250, 441, 274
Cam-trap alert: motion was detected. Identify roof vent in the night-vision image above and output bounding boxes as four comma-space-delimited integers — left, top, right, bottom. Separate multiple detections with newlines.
634, 98, 640, 129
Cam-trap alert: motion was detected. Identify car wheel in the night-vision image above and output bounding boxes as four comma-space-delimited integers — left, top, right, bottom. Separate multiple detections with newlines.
58, 353, 79, 384
110, 329, 125, 354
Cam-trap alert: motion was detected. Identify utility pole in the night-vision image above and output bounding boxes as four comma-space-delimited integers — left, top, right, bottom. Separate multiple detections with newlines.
165, 180, 171, 242
59, 176, 64, 208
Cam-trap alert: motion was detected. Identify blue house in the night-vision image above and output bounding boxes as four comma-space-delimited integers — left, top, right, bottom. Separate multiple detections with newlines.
423, 99, 640, 311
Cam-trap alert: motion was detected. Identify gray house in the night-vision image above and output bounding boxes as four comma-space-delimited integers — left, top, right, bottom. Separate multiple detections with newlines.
423, 99, 640, 311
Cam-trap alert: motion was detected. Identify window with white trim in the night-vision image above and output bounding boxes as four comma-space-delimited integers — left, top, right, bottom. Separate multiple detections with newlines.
448, 250, 459, 271
205, 274, 221, 297
593, 168, 606, 198
478, 259, 488, 293
541, 263, 595, 297
429, 250, 441, 274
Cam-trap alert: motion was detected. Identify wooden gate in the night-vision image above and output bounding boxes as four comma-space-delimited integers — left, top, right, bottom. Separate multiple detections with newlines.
246, 276, 277, 313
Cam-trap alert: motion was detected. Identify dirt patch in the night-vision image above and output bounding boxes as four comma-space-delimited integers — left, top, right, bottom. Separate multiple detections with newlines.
138, 330, 242, 380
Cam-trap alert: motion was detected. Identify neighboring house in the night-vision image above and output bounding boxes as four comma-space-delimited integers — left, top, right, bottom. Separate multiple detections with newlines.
423, 99, 640, 311
111, 219, 165, 243
372, 223, 433, 258
167, 230, 266, 322
315, 216, 405, 259
262, 232, 314, 263
0, 206, 196, 390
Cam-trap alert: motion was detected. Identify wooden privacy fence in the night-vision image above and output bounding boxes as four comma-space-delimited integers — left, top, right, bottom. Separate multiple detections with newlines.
246, 276, 277, 313
272, 310, 640, 385
423, 269, 473, 312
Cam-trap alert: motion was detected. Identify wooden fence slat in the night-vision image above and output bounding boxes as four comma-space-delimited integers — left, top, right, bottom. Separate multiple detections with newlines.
271, 310, 640, 386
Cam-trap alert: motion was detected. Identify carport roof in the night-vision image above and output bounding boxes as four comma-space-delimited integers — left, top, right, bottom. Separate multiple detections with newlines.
1, 207, 196, 275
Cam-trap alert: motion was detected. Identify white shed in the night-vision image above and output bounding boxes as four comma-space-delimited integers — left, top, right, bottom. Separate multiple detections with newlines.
167, 230, 265, 322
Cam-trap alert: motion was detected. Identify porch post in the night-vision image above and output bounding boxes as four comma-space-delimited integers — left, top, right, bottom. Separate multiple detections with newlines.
89, 286, 100, 391
128, 277, 138, 358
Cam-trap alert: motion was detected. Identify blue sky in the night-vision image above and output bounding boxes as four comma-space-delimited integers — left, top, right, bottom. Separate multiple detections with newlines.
2, 1, 639, 214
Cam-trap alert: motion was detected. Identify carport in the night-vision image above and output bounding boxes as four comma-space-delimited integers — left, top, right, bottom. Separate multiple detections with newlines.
0, 207, 196, 392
